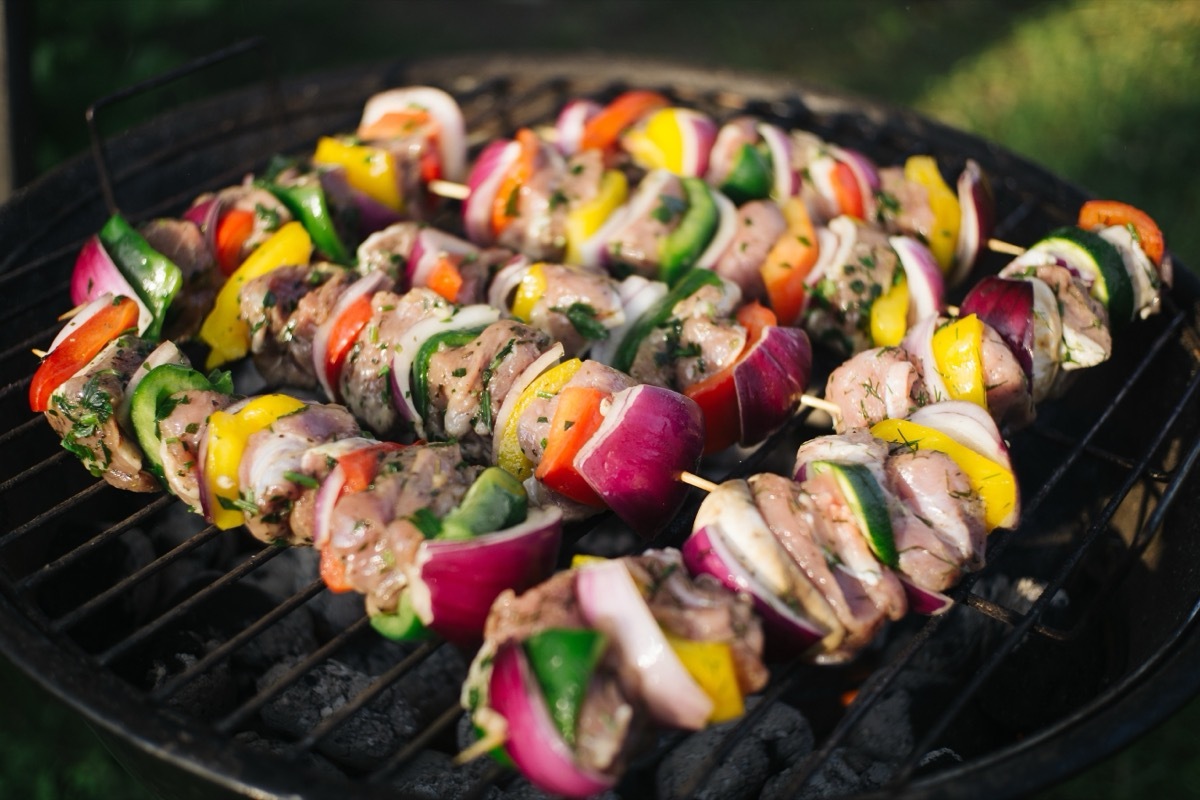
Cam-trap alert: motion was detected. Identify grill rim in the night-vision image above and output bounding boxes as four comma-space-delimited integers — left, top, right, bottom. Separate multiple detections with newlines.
1, 51, 1198, 800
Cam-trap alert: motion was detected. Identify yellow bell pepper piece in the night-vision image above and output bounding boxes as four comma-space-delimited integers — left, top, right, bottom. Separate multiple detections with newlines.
666, 634, 745, 723
565, 170, 628, 264
496, 358, 582, 481
200, 221, 313, 370
570, 553, 608, 569
869, 274, 909, 347
621, 108, 685, 174
904, 155, 961, 273
870, 417, 1016, 531
203, 394, 307, 530
931, 314, 987, 409
313, 136, 402, 212
510, 262, 548, 322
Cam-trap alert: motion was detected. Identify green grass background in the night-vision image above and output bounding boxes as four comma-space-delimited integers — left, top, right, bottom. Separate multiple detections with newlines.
4, 1, 1199, 797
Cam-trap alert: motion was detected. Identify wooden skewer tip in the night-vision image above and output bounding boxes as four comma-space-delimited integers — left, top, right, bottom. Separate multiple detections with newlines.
428, 179, 471, 201
800, 394, 842, 421
58, 303, 86, 321
31, 348, 48, 359
988, 238, 1026, 257
677, 471, 720, 494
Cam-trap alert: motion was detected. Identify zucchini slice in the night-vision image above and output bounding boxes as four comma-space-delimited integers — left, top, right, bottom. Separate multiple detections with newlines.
809, 460, 898, 568
1035, 227, 1132, 326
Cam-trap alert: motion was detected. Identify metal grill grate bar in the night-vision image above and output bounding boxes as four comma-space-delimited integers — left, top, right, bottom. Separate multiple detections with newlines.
0, 481, 109, 549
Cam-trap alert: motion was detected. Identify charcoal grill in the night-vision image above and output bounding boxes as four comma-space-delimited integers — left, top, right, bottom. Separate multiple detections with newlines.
2, 50, 1200, 800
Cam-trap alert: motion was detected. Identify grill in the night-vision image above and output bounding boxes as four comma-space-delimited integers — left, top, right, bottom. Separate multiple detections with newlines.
3, 50, 1200, 800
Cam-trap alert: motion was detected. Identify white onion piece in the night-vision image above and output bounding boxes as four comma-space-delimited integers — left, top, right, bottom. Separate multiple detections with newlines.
890, 236, 946, 325
487, 642, 619, 798
358, 86, 467, 182
588, 276, 669, 367
390, 304, 498, 431
490, 342, 565, 459
950, 160, 994, 286
463, 139, 520, 244
576, 558, 713, 730
1099, 224, 1161, 320
486, 255, 532, 311
1027, 277, 1064, 404
554, 99, 602, 156
183, 195, 222, 256
308, 438, 381, 548
682, 524, 824, 657
677, 109, 718, 177
907, 400, 1012, 471
694, 190, 739, 270
901, 314, 949, 404
49, 294, 115, 355
311, 270, 392, 402
70, 238, 153, 334
585, 168, 677, 269
757, 122, 797, 199
575, 385, 704, 537
410, 507, 562, 645
119, 341, 188, 425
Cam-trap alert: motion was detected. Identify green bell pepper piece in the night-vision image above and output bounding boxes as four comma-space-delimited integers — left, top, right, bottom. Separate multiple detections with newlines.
411, 326, 487, 424
129, 364, 233, 485
719, 143, 773, 204
659, 177, 719, 286
262, 176, 351, 265
524, 627, 608, 747
98, 214, 184, 342
439, 467, 527, 541
370, 591, 432, 641
611, 267, 724, 374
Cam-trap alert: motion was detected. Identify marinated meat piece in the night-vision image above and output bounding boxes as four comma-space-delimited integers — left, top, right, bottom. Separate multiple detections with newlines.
238, 403, 361, 544
561, 149, 606, 208
289, 437, 379, 544
1001, 260, 1111, 371
453, 248, 516, 306
824, 347, 928, 432
45, 335, 159, 492
339, 288, 451, 437
805, 219, 899, 354
980, 322, 1035, 430
356, 221, 423, 280
483, 569, 586, 644
516, 360, 636, 467
627, 549, 768, 695
241, 264, 355, 388
529, 262, 624, 357
328, 443, 479, 613
629, 282, 747, 391
606, 172, 686, 277
887, 503, 964, 592
713, 200, 787, 300
802, 471, 907, 621
875, 167, 937, 243
575, 671, 639, 775
706, 117, 758, 189
750, 473, 877, 655
140, 218, 218, 340
423, 320, 553, 462
884, 449, 987, 570
497, 137, 569, 261
157, 389, 234, 511
369, 130, 441, 221
793, 430, 890, 483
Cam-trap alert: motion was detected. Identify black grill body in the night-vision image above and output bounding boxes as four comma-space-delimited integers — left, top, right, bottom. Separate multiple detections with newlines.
1, 54, 1199, 800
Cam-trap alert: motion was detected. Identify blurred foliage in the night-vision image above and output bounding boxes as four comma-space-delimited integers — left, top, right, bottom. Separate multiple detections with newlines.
8, 0, 1200, 797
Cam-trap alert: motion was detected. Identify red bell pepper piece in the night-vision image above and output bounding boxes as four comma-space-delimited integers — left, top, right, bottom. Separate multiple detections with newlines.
491, 128, 541, 237
323, 294, 376, 401
830, 160, 865, 220
579, 90, 669, 153
215, 209, 257, 276
29, 295, 140, 413
536, 386, 608, 507
426, 256, 464, 303
1078, 199, 1165, 267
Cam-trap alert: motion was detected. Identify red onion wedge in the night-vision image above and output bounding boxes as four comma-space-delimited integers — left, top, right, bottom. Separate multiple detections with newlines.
576, 558, 713, 729
492, 343, 565, 460
683, 525, 824, 656
486, 255, 531, 311
312, 269, 392, 402
554, 99, 602, 156
574, 384, 704, 538
309, 438, 392, 549
487, 641, 618, 798
183, 195, 222, 256
960, 276, 1035, 381
70, 237, 153, 334
950, 159, 994, 286
463, 139, 520, 243
409, 507, 562, 646
890, 236, 945, 325
677, 108, 718, 178
898, 575, 954, 616
734, 326, 812, 446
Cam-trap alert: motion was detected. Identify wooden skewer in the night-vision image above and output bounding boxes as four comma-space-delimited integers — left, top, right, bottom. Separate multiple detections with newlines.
988, 238, 1026, 257
58, 303, 87, 321
800, 394, 842, 424
31, 348, 48, 359
677, 470, 720, 494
